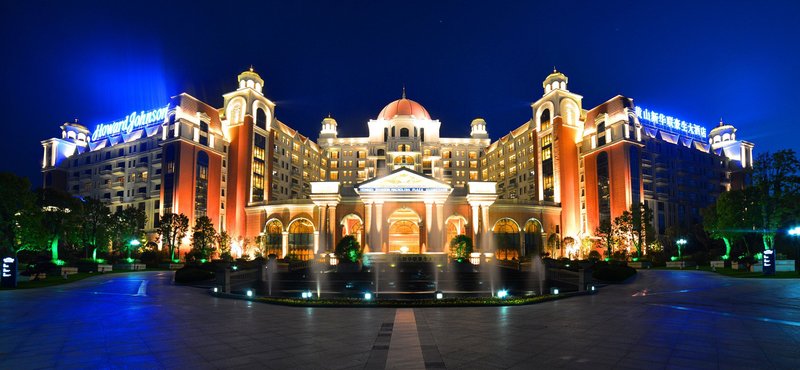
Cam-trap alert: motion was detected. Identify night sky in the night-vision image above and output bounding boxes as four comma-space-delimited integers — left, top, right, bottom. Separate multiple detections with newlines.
2, 1, 798, 186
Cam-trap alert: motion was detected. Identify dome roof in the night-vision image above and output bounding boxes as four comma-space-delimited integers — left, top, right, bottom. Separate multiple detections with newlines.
377, 98, 431, 120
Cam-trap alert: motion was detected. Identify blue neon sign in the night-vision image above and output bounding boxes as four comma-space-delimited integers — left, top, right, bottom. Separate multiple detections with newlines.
91, 104, 170, 141
634, 106, 706, 139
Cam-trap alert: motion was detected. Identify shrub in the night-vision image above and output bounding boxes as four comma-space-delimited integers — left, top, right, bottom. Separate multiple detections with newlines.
592, 264, 636, 282
335, 235, 362, 263
588, 250, 601, 261
175, 266, 215, 284
449, 235, 473, 262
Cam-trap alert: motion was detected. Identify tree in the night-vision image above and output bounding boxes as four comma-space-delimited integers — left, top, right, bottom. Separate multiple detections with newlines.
751, 150, 800, 251
157, 213, 189, 262
37, 188, 80, 262
449, 235, 473, 262
190, 216, 217, 260
334, 235, 361, 263
216, 230, 232, 261
75, 197, 112, 261
614, 203, 654, 259
595, 219, 617, 260
703, 190, 757, 259
0, 173, 45, 258
111, 207, 146, 261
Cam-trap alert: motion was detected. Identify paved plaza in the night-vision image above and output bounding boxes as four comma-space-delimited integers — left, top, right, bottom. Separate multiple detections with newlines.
1, 269, 799, 369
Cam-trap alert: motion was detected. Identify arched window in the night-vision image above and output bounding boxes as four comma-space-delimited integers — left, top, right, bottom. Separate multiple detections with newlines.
597, 151, 610, 224
384, 128, 388, 142
195, 151, 209, 218
523, 219, 543, 257
391, 127, 396, 137
199, 120, 209, 146
493, 218, 521, 260
256, 108, 268, 130
420, 128, 425, 142
540, 109, 551, 131
263, 219, 283, 257
414, 127, 418, 137
377, 148, 385, 156
400, 128, 409, 137
288, 219, 314, 260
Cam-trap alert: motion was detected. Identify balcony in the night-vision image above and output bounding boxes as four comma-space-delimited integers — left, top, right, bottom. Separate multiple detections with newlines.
112, 166, 125, 175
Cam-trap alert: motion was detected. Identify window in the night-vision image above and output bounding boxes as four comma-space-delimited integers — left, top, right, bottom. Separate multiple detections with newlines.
540, 109, 551, 131
597, 122, 606, 146
391, 127, 396, 137
256, 108, 268, 130
597, 152, 610, 224
195, 151, 209, 217
384, 128, 388, 142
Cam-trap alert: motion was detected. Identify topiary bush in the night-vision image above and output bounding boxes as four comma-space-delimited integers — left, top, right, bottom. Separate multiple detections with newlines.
335, 235, 362, 263
449, 235, 473, 262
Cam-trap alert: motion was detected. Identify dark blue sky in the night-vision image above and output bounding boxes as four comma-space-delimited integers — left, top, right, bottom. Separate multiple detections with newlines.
2, 0, 798, 185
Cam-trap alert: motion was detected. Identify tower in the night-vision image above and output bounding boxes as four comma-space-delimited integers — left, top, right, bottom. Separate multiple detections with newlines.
319, 115, 338, 140
470, 118, 488, 139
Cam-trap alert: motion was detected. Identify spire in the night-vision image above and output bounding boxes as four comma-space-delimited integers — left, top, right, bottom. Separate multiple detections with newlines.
249, 65, 254, 72
402, 85, 406, 99
719, 117, 724, 126
553, 66, 557, 73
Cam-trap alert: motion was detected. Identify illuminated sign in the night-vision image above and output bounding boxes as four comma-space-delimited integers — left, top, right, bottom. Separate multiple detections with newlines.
1, 257, 16, 288
763, 249, 775, 275
634, 106, 706, 139
92, 104, 170, 141
358, 187, 450, 193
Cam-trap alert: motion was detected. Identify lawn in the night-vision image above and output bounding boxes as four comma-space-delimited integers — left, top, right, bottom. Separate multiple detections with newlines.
650, 265, 800, 278
1, 268, 170, 290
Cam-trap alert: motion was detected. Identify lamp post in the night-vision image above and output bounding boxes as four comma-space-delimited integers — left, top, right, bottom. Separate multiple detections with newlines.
676, 238, 687, 260
128, 239, 141, 262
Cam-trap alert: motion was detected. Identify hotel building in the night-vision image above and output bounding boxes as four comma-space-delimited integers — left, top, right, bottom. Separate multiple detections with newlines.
41, 68, 753, 260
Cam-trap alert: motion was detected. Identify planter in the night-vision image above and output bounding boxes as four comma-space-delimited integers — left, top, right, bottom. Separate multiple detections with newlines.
750, 263, 763, 272
665, 261, 696, 269
731, 261, 749, 270
710, 260, 728, 268
628, 261, 652, 269
19, 272, 46, 282
777, 260, 796, 272
159, 263, 185, 270
97, 264, 113, 273
54, 267, 78, 277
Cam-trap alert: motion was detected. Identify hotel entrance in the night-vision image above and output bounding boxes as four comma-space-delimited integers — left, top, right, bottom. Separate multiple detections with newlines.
387, 207, 421, 253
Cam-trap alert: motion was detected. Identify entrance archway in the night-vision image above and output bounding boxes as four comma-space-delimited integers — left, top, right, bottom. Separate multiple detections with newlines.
388, 208, 421, 253
288, 218, 314, 261
444, 215, 468, 253
523, 218, 543, 257
493, 218, 521, 260
340, 214, 364, 249
263, 219, 283, 257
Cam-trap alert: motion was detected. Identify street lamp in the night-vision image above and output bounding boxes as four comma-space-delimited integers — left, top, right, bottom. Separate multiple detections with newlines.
676, 238, 687, 260
128, 239, 141, 263
788, 226, 800, 236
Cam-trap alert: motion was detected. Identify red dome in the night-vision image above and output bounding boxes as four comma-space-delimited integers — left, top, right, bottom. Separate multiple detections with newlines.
377, 98, 431, 120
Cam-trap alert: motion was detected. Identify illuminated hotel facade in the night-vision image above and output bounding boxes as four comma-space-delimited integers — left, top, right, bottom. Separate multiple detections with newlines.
41, 68, 753, 259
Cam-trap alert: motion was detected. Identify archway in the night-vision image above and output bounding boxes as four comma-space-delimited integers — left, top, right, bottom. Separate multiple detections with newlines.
492, 218, 521, 260
388, 208, 421, 253
444, 215, 468, 253
288, 218, 314, 261
523, 219, 543, 257
340, 214, 364, 250
263, 219, 283, 257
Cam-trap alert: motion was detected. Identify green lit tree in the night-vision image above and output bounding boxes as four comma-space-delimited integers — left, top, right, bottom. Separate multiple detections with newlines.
75, 197, 112, 261
751, 150, 800, 251
36, 188, 80, 263
0, 173, 45, 258
157, 212, 189, 262
216, 230, 232, 261
335, 235, 362, 263
702, 190, 756, 259
111, 207, 146, 261
190, 216, 217, 260
449, 234, 473, 262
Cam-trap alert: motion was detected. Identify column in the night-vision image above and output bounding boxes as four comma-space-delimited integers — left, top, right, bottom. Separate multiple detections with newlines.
313, 231, 320, 254
364, 202, 373, 251
435, 202, 444, 252
471, 204, 479, 250
425, 202, 433, 252
317, 205, 326, 252
375, 202, 384, 252
481, 205, 491, 253
281, 231, 289, 258
328, 205, 337, 252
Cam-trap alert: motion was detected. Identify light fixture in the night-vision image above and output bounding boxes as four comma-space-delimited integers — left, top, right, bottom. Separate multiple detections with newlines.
435, 291, 443, 300
246, 290, 253, 298
364, 292, 373, 300
551, 287, 560, 295
212, 287, 218, 293
301, 291, 313, 299
789, 226, 800, 236
497, 290, 508, 299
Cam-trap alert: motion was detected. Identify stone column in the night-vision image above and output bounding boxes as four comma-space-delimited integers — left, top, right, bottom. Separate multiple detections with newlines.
471, 204, 479, 250
375, 202, 384, 252
281, 231, 289, 258
425, 202, 433, 252
481, 205, 491, 253
364, 202, 373, 252
328, 205, 337, 252
435, 202, 444, 252
313, 231, 320, 254
317, 205, 326, 252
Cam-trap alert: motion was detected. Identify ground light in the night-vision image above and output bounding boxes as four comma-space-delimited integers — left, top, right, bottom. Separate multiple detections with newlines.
496, 290, 509, 299
301, 291, 313, 299
246, 290, 253, 298
551, 287, 560, 295
435, 291, 444, 300
212, 287, 218, 293
232, 265, 238, 271
364, 292, 373, 300
789, 226, 800, 236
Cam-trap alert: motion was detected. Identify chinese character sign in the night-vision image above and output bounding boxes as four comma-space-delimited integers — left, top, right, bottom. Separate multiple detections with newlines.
634, 106, 707, 139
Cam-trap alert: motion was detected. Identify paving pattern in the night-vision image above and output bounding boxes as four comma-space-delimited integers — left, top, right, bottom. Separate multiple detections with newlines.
1, 269, 799, 369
